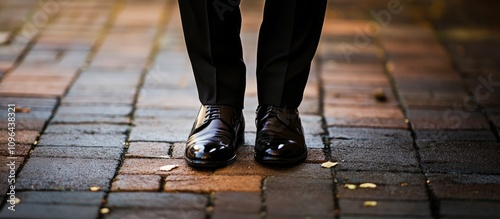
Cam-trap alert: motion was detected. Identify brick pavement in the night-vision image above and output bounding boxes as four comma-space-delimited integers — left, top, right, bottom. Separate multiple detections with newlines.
0, 0, 499, 218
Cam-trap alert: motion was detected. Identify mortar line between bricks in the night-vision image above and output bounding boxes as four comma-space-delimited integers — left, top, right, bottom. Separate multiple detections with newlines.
377, 29, 441, 219
97, 1, 176, 218
315, 55, 340, 219
0, 1, 124, 213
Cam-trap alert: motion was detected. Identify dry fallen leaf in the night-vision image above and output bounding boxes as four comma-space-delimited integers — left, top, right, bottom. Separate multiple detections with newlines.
159, 165, 179, 172
363, 201, 377, 207
14, 106, 30, 113
89, 186, 101, 192
321, 161, 338, 168
359, 183, 377, 189
344, 184, 357, 190
100, 208, 110, 214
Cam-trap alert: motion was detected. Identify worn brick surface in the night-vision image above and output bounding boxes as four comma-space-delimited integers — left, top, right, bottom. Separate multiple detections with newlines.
44, 124, 129, 134
16, 157, 118, 190
214, 159, 332, 178
0, 130, 38, 144
126, 142, 170, 158
419, 142, 500, 174
165, 175, 262, 193
427, 173, 500, 200
0, 143, 31, 157
38, 134, 126, 147
31, 146, 123, 160
265, 177, 335, 217
440, 200, 500, 217
415, 130, 497, 142
129, 119, 192, 142
328, 127, 412, 141
1, 0, 500, 218
0, 204, 100, 219
106, 192, 207, 209
340, 199, 431, 217
213, 192, 261, 213
119, 158, 211, 176
111, 174, 161, 191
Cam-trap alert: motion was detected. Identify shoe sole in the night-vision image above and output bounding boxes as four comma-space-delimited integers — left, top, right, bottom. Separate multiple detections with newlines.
254, 150, 308, 166
185, 134, 245, 168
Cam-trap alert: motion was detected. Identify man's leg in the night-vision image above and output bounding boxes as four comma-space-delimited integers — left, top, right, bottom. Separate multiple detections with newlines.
178, 0, 246, 109
256, 0, 327, 108
254, 0, 327, 165
178, 0, 246, 167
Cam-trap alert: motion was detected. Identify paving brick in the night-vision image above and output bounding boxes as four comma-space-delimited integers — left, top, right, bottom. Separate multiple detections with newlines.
106, 192, 207, 209
104, 209, 206, 219
172, 142, 186, 159
212, 212, 261, 219
129, 119, 192, 142
16, 157, 118, 190
214, 159, 332, 179
31, 146, 123, 160
440, 200, 500, 217
165, 175, 262, 193
418, 142, 500, 174
137, 87, 200, 109
415, 130, 497, 142
301, 115, 325, 135
55, 105, 132, 116
111, 174, 161, 191
328, 127, 412, 141
0, 156, 24, 194
332, 140, 415, 150
407, 109, 490, 130
339, 199, 431, 217
38, 134, 126, 147
427, 173, 500, 200
15, 191, 104, 205
119, 158, 211, 176
306, 148, 327, 163
0, 144, 31, 157
44, 124, 129, 134
0, 130, 38, 144
0, 97, 57, 110
0, 203, 100, 219
51, 115, 130, 124
331, 143, 420, 172
126, 142, 170, 158
213, 192, 261, 213
0, 119, 46, 131
325, 106, 408, 129
336, 172, 426, 186
265, 177, 335, 216
338, 184, 428, 200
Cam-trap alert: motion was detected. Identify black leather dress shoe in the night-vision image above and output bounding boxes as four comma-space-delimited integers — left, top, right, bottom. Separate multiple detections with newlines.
254, 105, 307, 165
185, 105, 244, 168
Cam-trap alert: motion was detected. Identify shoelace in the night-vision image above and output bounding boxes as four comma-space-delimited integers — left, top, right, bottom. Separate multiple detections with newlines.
205, 106, 223, 120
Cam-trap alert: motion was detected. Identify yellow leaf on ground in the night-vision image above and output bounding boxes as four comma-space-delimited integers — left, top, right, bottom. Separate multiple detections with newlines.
321, 161, 338, 168
159, 165, 179, 171
344, 184, 357, 190
89, 186, 101, 192
100, 208, 110, 214
363, 201, 377, 207
359, 183, 377, 189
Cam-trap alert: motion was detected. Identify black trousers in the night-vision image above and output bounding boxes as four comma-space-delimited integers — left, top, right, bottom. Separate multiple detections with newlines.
178, 0, 327, 109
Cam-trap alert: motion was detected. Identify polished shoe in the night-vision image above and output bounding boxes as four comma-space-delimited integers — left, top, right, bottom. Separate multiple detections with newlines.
185, 105, 244, 167
254, 105, 307, 165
